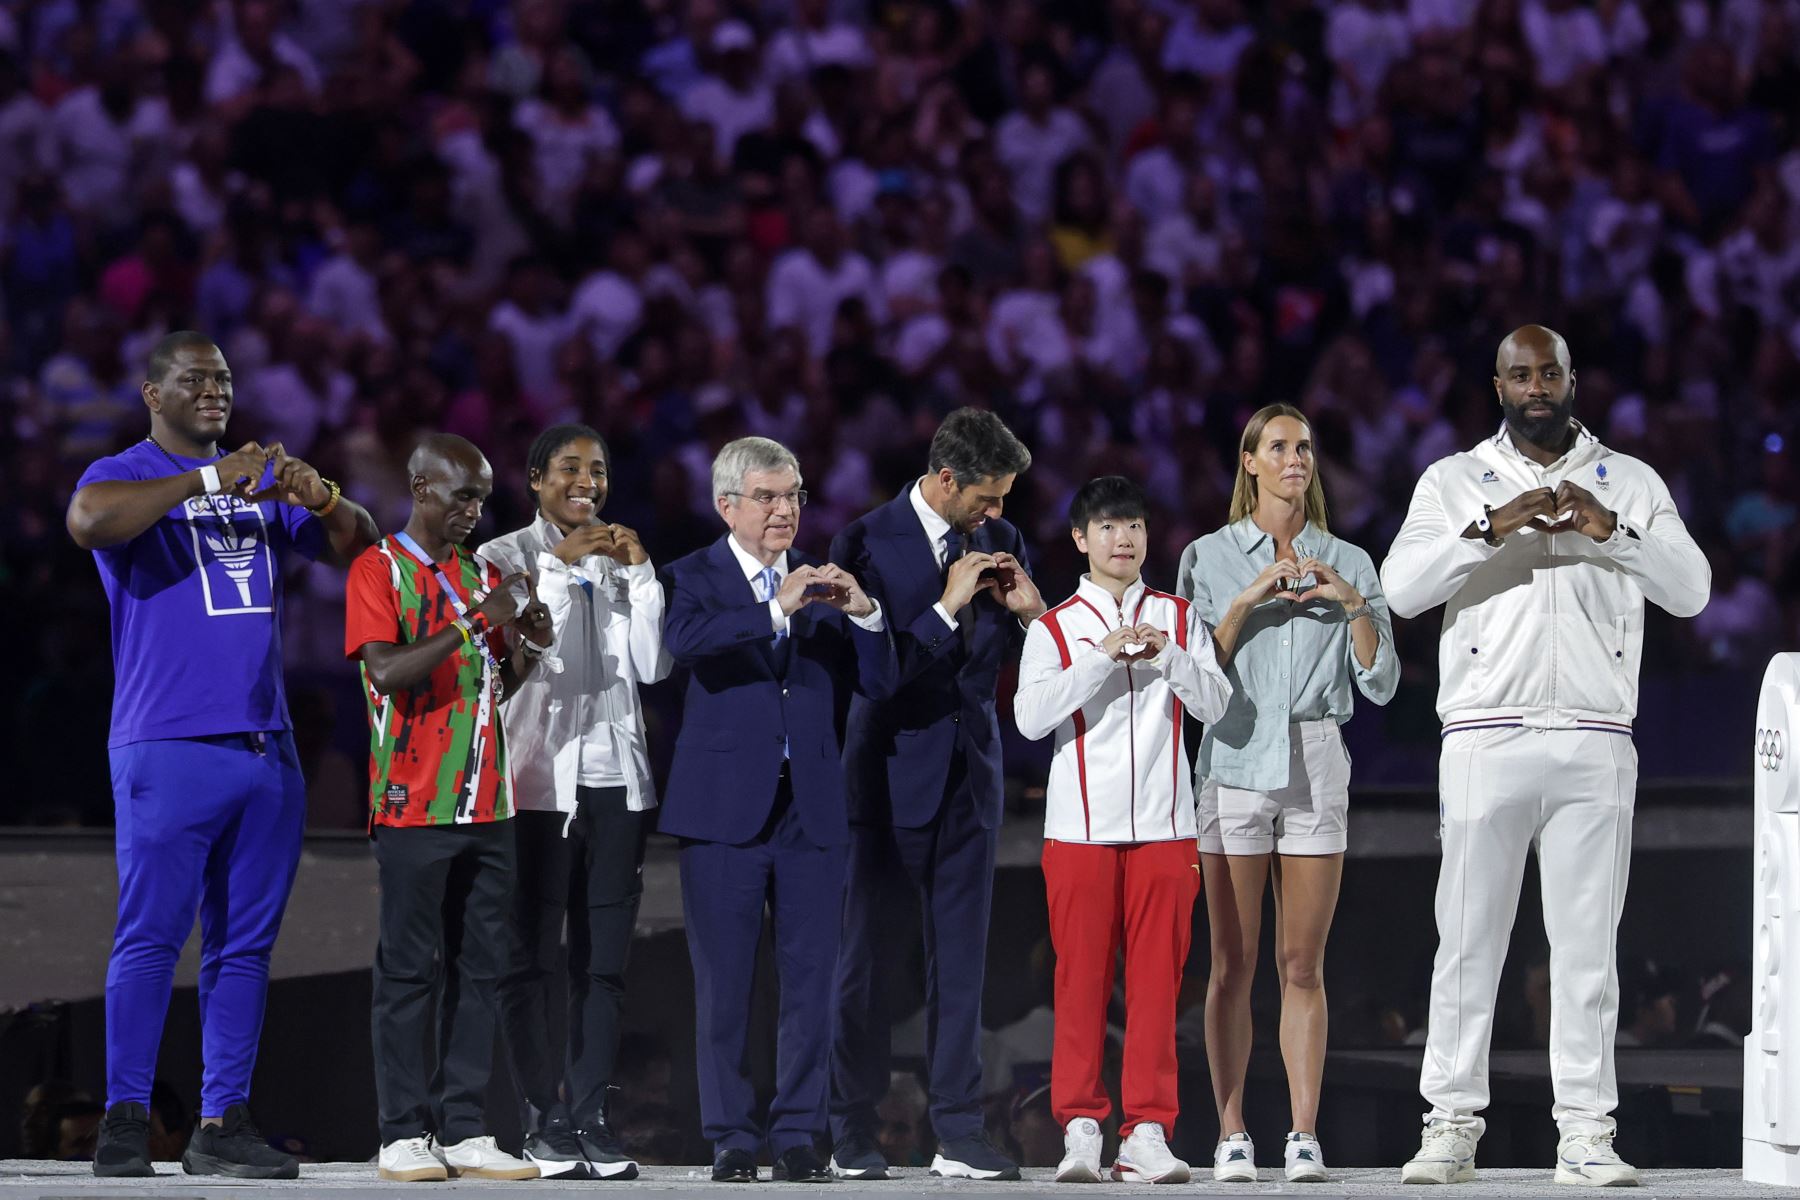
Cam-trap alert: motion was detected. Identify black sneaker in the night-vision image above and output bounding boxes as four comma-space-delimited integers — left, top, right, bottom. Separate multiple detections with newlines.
523, 1113, 597, 1180
576, 1118, 640, 1180
830, 1132, 889, 1180
94, 1102, 153, 1177
181, 1104, 299, 1179
930, 1132, 1020, 1180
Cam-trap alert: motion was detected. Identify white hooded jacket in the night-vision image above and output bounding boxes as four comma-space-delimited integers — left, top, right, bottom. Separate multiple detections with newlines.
1381, 423, 1709, 733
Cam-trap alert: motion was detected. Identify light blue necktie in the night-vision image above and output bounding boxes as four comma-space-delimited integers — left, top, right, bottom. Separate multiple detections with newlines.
756, 565, 789, 758
757, 566, 787, 642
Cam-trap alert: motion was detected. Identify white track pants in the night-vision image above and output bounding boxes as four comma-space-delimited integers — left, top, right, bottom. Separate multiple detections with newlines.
1420, 727, 1637, 1139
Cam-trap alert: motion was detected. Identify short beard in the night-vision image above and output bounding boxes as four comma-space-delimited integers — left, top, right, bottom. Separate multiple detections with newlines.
1503, 395, 1574, 449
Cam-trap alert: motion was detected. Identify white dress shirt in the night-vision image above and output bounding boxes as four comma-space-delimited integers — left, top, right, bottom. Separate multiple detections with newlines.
909, 480, 962, 631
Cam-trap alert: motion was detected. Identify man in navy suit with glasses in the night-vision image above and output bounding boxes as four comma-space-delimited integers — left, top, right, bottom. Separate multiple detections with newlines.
828, 409, 1044, 1180
659, 436, 896, 1183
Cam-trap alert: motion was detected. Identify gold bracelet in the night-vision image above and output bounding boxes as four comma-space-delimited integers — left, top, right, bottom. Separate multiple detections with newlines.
308, 479, 342, 517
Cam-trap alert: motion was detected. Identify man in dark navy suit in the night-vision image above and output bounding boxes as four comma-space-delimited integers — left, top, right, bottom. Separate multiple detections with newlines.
827, 409, 1044, 1179
660, 437, 897, 1184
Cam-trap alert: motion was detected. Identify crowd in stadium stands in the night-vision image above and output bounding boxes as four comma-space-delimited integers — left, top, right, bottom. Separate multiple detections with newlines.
2, 0, 1796, 824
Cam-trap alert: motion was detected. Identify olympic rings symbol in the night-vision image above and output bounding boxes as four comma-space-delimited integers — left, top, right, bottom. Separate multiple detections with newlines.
1760, 727, 1787, 772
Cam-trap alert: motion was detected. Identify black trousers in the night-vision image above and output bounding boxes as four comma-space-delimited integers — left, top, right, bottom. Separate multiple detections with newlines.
498, 787, 649, 1128
370, 820, 514, 1145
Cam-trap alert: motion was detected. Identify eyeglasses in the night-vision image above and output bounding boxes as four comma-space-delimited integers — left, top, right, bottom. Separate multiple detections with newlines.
725, 489, 809, 510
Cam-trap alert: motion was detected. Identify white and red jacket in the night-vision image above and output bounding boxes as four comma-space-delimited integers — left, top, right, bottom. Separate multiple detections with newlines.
1015, 576, 1233, 843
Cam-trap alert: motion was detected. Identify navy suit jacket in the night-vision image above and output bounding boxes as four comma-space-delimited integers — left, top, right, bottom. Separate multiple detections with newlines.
830, 490, 1029, 830
658, 536, 897, 849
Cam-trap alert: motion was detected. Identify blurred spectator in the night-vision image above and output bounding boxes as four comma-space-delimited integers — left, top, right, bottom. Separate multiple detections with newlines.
20, 1079, 91, 1159
6, 0, 1794, 828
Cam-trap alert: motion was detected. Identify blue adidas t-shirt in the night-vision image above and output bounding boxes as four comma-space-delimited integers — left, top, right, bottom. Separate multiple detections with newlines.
77, 440, 328, 747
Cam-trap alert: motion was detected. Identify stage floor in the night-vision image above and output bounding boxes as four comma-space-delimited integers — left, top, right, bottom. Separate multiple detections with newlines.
0, 1162, 1788, 1197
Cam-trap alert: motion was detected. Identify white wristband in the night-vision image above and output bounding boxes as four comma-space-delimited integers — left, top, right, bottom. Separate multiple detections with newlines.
198, 464, 222, 494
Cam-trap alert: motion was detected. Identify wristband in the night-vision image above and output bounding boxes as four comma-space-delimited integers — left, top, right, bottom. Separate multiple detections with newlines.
451, 616, 472, 644
1477, 505, 1500, 546
521, 637, 550, 660
198, 464, 222, 494
308, 478, 342, 516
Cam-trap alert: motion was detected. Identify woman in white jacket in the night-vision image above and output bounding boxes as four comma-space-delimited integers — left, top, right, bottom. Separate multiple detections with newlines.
479, 423, 671, 1180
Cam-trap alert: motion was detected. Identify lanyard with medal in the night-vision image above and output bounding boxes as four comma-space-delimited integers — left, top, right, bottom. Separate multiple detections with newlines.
393, 530, 506, 702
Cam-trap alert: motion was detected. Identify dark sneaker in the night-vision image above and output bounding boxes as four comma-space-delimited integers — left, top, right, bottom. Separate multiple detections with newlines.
181, 1104, 299, 1179
523, 1113, 597, 1180
830, 1132, 889, 1180
575, 1119, 639, 1180
930, 1133, 1020, 1181
94, 1102, 154, 1177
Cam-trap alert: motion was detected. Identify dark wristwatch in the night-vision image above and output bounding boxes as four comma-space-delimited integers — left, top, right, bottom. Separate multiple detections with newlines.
1476, 505, 1501, 546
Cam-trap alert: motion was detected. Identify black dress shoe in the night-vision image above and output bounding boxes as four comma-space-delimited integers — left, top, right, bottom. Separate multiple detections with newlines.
713, 1148, 760, 1182
772, 1145, 834, 1183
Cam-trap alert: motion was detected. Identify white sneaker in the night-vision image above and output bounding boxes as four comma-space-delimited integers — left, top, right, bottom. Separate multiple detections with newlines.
1113, 1122, 1190, 1184
1555, 1132, 1640, 1187
1213, 1132, 1256, 1183
1285, 1131, 1329, 1182
1401, 1121, 1477, 1185
439, 1134, 541, 1180
378, 1136, 448, 1183
1054, 1118, 1103, 1183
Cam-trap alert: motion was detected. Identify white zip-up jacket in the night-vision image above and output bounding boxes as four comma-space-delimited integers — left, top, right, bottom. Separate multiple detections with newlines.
1381, 423, 1709, 733
1014, 576, 1233, 843
479, 517, 672, 821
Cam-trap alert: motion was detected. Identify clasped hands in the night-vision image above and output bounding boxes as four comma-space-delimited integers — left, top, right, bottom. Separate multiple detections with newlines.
1101, 624, 1169, 665
1472, 482, 1616, 543
213, 441, 332, 510
775, 564, 876, 619
940, 550, 1045, 618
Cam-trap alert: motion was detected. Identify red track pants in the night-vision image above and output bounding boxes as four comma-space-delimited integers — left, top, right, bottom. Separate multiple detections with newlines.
1042, 837, 1199, 1136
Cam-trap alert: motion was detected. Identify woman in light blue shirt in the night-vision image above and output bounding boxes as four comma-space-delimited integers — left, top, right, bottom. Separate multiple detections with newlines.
1175, 403, 1397, 1184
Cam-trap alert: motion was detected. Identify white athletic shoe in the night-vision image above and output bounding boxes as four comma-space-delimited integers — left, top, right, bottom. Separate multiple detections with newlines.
377, 1136, 448, 1183
1112, 1122, 1190, 1184
1212, 1131, 1256, 1182
439, 1135, 541, 1180
1285, 1131, 1330, 1182
1401, 1121, 1477, 1185
1555, 1132, 1640, 1187
1054, 1117, 1103, 1183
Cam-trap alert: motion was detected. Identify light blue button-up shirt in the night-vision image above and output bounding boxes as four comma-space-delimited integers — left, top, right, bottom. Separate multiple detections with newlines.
1175, 518, 1398, 791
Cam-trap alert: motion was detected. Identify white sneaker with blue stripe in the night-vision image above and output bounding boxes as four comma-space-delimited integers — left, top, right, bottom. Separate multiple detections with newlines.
1401, 1121, 1476, 1185
1284, 1131, 1329, 1182
1212, 1132, 1256, 1183
1554, 1132, 1639, 1187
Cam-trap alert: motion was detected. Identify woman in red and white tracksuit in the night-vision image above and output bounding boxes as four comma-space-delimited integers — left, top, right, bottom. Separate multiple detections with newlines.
1014, 476, 1232, 1186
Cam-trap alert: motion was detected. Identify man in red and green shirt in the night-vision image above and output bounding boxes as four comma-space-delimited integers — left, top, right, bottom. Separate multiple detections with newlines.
344, 434, 554, 1182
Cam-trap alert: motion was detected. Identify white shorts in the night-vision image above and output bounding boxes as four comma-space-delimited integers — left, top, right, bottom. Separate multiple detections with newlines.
1198, 720, 1351, 856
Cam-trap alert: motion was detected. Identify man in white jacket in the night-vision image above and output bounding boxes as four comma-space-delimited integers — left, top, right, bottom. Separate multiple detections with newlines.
1014, 476, 1233, 1186
480, 424, 671, 1180
1381, 326, 1709, 1187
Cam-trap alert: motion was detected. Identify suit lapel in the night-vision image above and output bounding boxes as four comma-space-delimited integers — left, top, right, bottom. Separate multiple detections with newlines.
874, 492, 950, 621
708, 536, 780, 678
